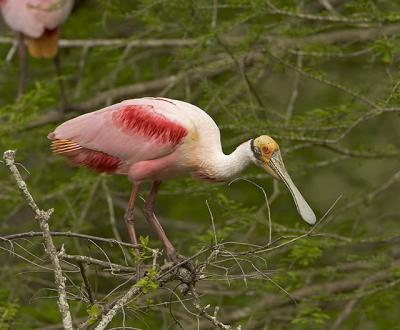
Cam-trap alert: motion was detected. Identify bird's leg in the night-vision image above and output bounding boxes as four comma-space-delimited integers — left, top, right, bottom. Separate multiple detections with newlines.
53, 53, 68, 114
143, 181, 196, 276
124, 183, 140, 256
143, 181, 176, 257
17, 32, 27, 100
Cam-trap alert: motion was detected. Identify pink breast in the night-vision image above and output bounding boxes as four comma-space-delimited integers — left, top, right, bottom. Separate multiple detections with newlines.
128, 151, 186, 182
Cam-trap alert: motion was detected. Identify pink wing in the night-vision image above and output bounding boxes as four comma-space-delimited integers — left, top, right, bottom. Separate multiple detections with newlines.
48, 98, 191, 174
1, 0, 74, 38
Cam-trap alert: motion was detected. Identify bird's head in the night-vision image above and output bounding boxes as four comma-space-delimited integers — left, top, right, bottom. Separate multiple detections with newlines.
250, 135, 316, 225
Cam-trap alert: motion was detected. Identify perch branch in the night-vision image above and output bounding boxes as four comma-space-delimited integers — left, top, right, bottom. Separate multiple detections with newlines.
3, 150, 74, 330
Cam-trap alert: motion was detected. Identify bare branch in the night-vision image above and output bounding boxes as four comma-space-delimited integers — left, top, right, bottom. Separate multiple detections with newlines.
77, 262, 95, 305
3, 150, 74, 330
0, 231, 138, 248
60, 253, 138, 274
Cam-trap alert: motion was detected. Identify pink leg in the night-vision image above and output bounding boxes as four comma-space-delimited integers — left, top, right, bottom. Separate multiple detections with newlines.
143, 181, 176, 258
17, 33, 27, 100
125, 183, 140, 254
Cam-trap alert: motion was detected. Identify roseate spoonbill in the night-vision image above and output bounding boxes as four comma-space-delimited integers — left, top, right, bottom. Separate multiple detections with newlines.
48, 97, 316, 262
0, 0, 74, 106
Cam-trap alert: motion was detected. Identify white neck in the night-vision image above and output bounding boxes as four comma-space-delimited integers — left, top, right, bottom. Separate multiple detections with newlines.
199, 140, 254, 181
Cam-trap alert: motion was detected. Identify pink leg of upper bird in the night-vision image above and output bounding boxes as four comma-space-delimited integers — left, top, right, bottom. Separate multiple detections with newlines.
125, 183, 141, 255
143, 181, 176, 258
17, 32, 27, 99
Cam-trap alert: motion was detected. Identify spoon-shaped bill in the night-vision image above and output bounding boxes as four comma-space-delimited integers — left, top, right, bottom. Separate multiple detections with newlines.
268, 151, 316, 225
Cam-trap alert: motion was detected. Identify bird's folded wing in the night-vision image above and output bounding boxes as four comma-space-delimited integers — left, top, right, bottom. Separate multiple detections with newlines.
48, 99, 190, 165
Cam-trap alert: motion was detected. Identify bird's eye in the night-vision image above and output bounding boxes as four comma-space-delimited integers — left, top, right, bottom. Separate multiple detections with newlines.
250, 139, 262, 159
262, 146, 269, 154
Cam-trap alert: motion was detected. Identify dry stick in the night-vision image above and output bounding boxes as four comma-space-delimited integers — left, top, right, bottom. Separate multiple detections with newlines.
288, 48, 373, 59
265, 0, 379, 24
93, 285, 143, 330
0, 231, 138, 248
60, 253, 137, 274
191, 288, 236, 330
77, 262, 95, 305
3, 150, 74, 330
0, 36, 198, 49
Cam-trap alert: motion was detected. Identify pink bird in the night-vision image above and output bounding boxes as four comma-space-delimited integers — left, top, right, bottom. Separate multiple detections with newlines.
0, 0, 74, 102
48, 97, 316, 263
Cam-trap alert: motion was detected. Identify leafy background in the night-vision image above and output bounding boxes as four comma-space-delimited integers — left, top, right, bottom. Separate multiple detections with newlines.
1, 0, 400, 329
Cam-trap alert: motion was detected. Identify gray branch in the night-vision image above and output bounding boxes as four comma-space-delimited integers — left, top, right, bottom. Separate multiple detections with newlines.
3, 150, 74, 330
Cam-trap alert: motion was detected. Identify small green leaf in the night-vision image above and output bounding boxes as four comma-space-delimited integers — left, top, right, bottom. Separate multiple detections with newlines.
86, 304, 100, 324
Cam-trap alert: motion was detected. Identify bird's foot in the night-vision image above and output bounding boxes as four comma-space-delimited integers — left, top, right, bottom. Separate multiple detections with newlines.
133, 263, 147, 281
168, 251, 196, 273
167, 250, 197, 289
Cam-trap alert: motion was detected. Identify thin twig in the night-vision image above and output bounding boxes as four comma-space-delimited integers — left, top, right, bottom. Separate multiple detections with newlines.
191, 287, 238, 330
60, 253, 138, 274
77, 262, 95, 305
0, 231, 138, 248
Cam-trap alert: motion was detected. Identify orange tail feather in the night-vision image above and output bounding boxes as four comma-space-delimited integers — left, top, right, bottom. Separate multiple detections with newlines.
28, 29, 59, 59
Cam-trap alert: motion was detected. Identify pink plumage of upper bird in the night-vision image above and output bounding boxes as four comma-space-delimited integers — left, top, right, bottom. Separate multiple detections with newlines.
1, 0, 74, 58
48, 97, 316, 261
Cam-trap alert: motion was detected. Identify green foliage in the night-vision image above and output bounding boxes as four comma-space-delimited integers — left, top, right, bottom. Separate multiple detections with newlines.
86, 304, 100, 325
0, 82, 54, 135
291, 303, 330, 329
289, 240, 323, 267
0, 303, 19, 330
393, 267, 400, 279
136, 268, 159, 294
361, 284, 400, 330
130, 235, 156, 262
0, 291, 18, 330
